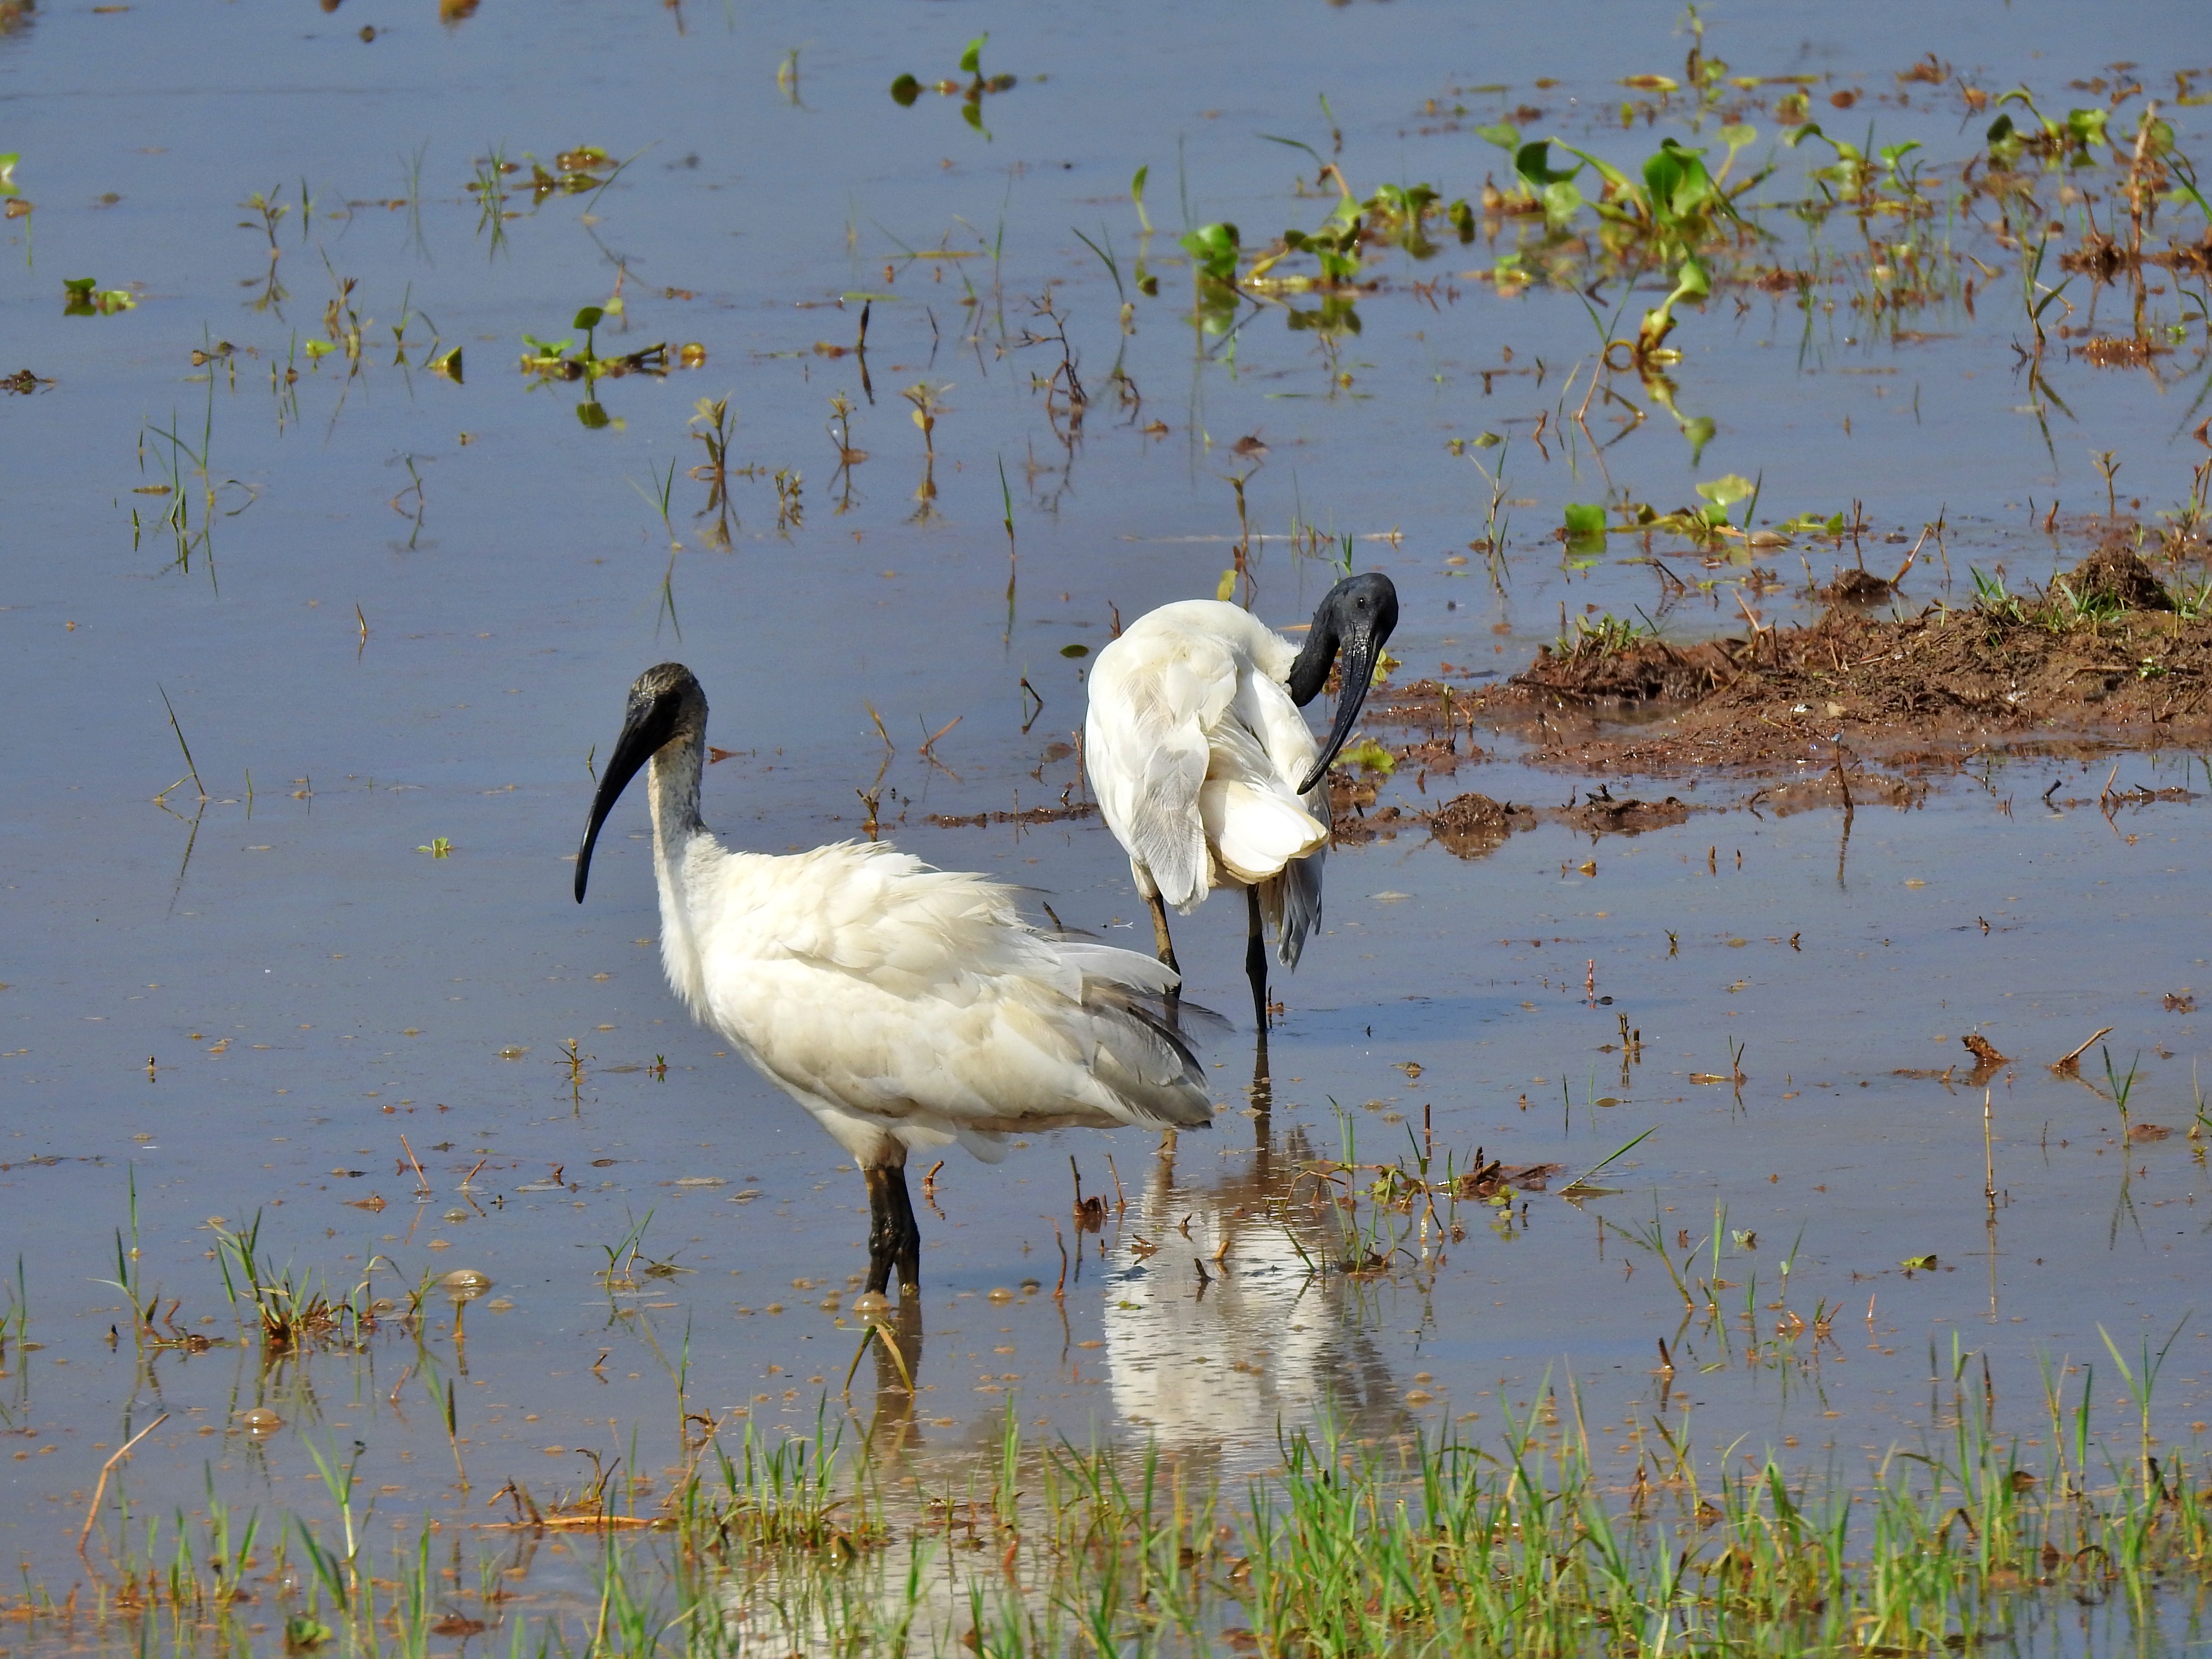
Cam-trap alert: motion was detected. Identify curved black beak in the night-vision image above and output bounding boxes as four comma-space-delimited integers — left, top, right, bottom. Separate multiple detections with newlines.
574, 681, 684, 903
1291, 573, 1399, 795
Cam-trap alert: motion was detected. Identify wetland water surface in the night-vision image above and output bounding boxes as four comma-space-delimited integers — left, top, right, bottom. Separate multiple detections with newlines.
6, 1, 2212, 1652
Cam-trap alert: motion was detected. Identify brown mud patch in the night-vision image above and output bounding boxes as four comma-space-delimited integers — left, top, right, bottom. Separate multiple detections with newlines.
1366, 544, 2212, 778
926, 801, 1100, 830
1352, 788, 1703, 860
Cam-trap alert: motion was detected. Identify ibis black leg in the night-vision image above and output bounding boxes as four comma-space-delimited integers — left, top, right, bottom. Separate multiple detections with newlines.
1245, 886, 1270, 1038
1148, 891, 1183, 1023
865, 1164, 924, 1298
1147, 892, 1180, 974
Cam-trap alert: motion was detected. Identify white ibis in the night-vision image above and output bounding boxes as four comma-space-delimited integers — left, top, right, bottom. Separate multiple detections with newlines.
1084, 573, 1398, 1032
574, 662, 1212, 1298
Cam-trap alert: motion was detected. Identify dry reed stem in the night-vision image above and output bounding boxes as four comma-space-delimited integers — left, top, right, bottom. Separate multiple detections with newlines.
2052, 1026, 2115, 1072
77, 1414, 169, 1559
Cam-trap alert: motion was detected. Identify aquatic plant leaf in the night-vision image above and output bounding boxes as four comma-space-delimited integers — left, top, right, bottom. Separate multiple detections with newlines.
1564, 502, 1608, 558
1341, 737, 1395, 775
1514, 140, 1581, 190
1179, 222, 1240, 285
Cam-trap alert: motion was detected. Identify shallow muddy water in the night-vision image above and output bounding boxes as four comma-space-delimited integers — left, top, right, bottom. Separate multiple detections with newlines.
5, 0, 2212, 1650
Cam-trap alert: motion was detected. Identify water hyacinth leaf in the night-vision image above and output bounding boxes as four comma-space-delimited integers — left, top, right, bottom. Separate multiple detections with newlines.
890, 73, 921, 106
1642, 139, 1725, 226
1470, 431, 1503, 449
1514, 139, 1581, 190
1563, 502, 1608, 551
577, 401, 611, 429
572, 306, 604, 332
1474, 123, 1519, 152
1179, 221, 1240, 285
1215, 568, 1237, 601
1540, 179, 1584, 224
1340, 737, 1395, 775
962, 101, 987, 136
63, 276, 135, 315
959, 34, 986, 75
1682, 416, 1716, 465
1059, 643, 1089, 658
1695, 473, 1755, 509
1718, 123, 1757, 156
1286, 295, 1360, 334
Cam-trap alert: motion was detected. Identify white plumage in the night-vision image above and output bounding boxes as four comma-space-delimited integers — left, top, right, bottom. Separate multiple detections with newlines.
576, 662, 1211, 1297
1087, 600, 1330, 968
1084, 574, 1398, 1027
652, 837, 1209, 1162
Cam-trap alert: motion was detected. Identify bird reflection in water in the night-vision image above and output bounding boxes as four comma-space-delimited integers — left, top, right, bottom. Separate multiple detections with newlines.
719, 1083, 1424, 1653
1101, 1100, 1416, 1464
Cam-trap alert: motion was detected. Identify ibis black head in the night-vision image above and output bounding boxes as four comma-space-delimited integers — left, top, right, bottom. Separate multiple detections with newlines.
1286, 572, 1399, 794
574, 662, 707, 903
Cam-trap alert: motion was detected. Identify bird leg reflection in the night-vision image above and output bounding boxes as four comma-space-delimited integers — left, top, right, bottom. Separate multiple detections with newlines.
864, 1164, 922, 1298
1249, 1038, 1274, 1178
860, 1300, 925, 1462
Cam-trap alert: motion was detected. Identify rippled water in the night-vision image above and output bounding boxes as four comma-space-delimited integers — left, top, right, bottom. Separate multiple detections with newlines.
4, 0, 2212, 1637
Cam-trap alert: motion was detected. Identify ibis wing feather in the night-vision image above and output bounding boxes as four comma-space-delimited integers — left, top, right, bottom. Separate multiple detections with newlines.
1085, 597, 1333, 965
669, 841, 1211, 1162
1085, 625, 1242, 908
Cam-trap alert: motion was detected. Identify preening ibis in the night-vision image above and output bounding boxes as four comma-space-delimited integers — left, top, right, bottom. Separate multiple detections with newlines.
1084, 573, 1399, 1032
574, 662, 1213, 1299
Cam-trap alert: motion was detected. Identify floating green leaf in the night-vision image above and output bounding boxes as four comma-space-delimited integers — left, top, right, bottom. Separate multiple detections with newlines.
1563, 502, 1609, 552
1340, 737, 1396, 775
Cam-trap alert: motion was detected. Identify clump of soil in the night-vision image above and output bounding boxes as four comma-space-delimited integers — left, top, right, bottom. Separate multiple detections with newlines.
1821, 567, 1899, 603
1560, 793, 1691, 835
1961, 1033, 2008, 1066
1511, 635, 1737, 701
1457, 1158, 1563, 1199
2059, 542, 2171, 611
1484, 539, 2212, 772
1428, 792, 1530, 858
928, 802, 1098, 829
1421, 789, 1694, 858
